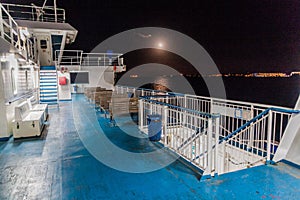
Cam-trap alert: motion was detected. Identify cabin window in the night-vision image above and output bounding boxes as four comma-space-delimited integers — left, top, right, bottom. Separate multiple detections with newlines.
40, 40, 47, 49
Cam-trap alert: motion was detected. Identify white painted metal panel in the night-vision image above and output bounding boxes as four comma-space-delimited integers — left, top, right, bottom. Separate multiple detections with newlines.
274, 95, 300, 165
211, 104, 252, 120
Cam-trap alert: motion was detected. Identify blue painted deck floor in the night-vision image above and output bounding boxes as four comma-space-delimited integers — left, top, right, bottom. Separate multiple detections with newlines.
0, 94, 299, 199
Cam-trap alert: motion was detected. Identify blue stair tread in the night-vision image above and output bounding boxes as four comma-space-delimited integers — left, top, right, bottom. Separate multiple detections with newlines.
40, 66, 56, 70
40, 88, 58, 90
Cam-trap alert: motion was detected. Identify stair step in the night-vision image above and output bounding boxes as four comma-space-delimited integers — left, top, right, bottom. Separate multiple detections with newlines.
40, 74, 57, 77
40, 78, 57, 83
40, 83, 57, 86
40, 90, 58, 93
39, 68, 58, 106
40, 93, 57, 97
40, 96, 58, 101
40, 101, 58, 105
40, 66, 56, 70
40, 87, 57, 90
40, 100, 58, 103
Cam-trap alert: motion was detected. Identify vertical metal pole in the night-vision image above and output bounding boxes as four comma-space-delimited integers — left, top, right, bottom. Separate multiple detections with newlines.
218, 141, 226, 174
139, 99, 143, 130
54, 0, 58, 23
214, 116, 220, 174
207, 118, 213, 176
9, 17, 13, 45
210, 98, 214, 114
0, 6, 4, 38
267, 110, 273, 162
63, 9, 65, 22
249, 105, 254, 150
163, 106, 168, 146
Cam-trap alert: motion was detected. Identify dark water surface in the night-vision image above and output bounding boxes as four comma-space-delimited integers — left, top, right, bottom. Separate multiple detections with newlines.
146, 76, 300, 108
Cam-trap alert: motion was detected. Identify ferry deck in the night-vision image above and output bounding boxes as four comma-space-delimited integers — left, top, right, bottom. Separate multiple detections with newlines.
0, 2, 299, 200
0, 95, 299, 199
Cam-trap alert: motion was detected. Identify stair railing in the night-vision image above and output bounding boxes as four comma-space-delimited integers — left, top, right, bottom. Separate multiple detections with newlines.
217, 107, 300, 174
120, 85, 300, 176
0, 3, 33, 60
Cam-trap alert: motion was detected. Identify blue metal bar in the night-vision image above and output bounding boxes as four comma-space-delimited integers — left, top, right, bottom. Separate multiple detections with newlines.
220, 107, 300, 144
140, 97, 219, 118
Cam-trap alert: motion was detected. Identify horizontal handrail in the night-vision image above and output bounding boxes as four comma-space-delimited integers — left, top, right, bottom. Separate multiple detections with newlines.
5, 89, 38, 105
0, 3, 31, 54
2, 3, 65, 23
55, 50, 123, 67
116, 85, 292, 110
140, 97, 219, 118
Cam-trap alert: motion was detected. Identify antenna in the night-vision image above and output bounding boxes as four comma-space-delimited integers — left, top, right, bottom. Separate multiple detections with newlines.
31, 0, 58, 22
31, 0, 47, 21
42, 0, 48, 10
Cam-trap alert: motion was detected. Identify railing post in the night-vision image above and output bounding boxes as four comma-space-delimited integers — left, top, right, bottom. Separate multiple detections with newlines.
0, 6, 4, 38
163, 106, 168, 146
214, 115, 220, 174
206, 118, 213, 176
9, 17, 13, 45
249, 105, 254, 150
54, 0, 58, 23
219, 141, 226, 174
139, 99, 144, 130
210, 98, 214, 114
267, 110, 273, 162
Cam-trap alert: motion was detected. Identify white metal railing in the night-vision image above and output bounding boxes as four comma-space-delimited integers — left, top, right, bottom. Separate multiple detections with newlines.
1, 3, 20, 48
117, 85, 298, 176
116, 85, 293, 155
55, 50, 83, 66
2, 3, 65, 23
0, 3, 34, 60
183, 94, 293, 157
139, 98, 220, 175
55, 50, 123, 67
219, 114, 269, 174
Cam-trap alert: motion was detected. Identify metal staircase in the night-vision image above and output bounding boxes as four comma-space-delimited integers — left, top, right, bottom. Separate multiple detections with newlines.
39, 66, 58, 105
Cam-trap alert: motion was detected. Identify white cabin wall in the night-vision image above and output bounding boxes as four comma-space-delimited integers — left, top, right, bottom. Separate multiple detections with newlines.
81, 66, 114, 90
0, 61, 10, 138
0, 53, 39, 139
62, 65, 115, 92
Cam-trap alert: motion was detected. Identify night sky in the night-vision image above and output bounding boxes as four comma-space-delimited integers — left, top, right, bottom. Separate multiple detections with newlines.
4, 0, 300, 73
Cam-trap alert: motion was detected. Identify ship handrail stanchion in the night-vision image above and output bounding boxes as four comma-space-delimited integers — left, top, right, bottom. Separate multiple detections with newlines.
267, 110, 273, 162
206, 118, 213, 176
139, 99, 144, 130
163, 105, 168, 146
215, 115, 220, 175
